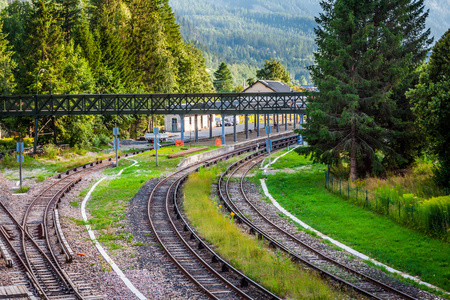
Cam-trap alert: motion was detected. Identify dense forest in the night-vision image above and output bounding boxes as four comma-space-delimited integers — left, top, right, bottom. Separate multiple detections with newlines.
0, 0, 213, 146
170, 0, 450, 86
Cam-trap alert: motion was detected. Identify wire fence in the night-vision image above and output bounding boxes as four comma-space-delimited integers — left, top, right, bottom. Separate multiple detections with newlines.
325, 172, 449, 240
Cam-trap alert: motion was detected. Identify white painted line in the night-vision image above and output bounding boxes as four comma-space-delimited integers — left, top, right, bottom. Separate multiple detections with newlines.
261, 145, 299, 170
260, 178, 446, 293
81, 159, 147, 300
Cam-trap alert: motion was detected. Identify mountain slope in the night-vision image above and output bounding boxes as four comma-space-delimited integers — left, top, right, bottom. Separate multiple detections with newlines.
170, 0, 450, 85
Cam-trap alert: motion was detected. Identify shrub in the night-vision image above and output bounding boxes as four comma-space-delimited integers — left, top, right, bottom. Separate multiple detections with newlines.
1, 152, 15, 168
74, 144, 87, 156
43, 144, 59, 159
420, 196, 450, 240
92, 137, 101, 148
99, 134, 110, 146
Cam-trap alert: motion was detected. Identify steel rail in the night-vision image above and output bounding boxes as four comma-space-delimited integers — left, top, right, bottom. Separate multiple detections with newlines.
218, 154, 384, 299
219, 151, 417, 300
239, 159, 417, 299
0, 221, 47, 299
147, 149, 257, 299
172, 171, 281, 300
21, 163, 110, 300
147, 136, 298, 299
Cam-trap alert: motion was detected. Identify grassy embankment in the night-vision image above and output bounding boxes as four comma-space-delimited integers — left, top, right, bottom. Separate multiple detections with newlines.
0, 143, 150, 182
183, 167, 344, 299
253, 150, 449, 296
77, 145, 216, 250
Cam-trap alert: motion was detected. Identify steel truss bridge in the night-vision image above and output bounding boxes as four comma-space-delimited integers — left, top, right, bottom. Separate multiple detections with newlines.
0, 92, 308, 117
0, 92, 310, 152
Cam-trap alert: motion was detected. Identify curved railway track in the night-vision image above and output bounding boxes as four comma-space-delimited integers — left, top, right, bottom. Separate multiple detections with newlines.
0, 146, 164, 299
217, 150, 420, 300
147, 136, 298, 300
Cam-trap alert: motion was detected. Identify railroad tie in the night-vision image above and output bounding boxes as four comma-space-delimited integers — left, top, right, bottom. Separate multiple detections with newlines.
0, 285, 30, 298
0, 234, 13, 268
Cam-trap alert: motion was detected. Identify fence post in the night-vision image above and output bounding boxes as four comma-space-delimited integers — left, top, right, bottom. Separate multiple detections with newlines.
366, 190, 369, 208
356, 186, 358, 201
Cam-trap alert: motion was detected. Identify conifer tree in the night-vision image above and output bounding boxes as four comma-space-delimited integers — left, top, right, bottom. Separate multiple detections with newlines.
302, 0, 431, 180
91, 0, 135, 91
256, 58, 291, 83
57, 0, 81, 42
127, 0, 176, 93
214, 62, 233, 92
19, 0, 68, 94
0, 22, 17, 95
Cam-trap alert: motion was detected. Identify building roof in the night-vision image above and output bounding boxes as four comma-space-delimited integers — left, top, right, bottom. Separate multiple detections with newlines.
244, 80, 293, 93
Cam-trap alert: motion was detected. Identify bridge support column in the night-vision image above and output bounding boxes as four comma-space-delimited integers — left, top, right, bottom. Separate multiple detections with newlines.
195, 114, 198, 142
180, 115, 185, 141
264, 114, 267, 127
52, 116, 57, 144
256, 114, 260, 137
245, 114, 249, 139
233, 115, 237, 142
254, 114, 256, 130
221, 114, 225, 145
209, 114, 213, 139
33, 117, 38, 154
285, 114, 287, 131
300, 114, 304, 129
276, 114, 279, 132
293, 114, 297, 129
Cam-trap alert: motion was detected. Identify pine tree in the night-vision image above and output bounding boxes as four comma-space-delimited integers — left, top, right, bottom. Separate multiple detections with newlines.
256, 57, 291, 83
302, 0, 431, 181
0, 21, 17, 95
57, 0, 81, 42
214, 62, 233, 92
19, 0, 68, 94
127, 0, 176, 93
91, 0, 135, 91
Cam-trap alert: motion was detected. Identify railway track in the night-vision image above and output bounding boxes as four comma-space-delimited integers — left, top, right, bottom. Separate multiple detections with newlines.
0, 146, 164, 299
148, 136, 298, 300
217, 150, 421, 300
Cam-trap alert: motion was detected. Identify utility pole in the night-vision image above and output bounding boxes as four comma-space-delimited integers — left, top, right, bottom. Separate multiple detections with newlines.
265, 126, 272, 166
154, 127, 159, 167
113, 123, 119, 167
17, 132, 24, 191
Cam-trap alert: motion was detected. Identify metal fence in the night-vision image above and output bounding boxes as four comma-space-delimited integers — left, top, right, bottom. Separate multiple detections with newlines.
324, 172, 449, 238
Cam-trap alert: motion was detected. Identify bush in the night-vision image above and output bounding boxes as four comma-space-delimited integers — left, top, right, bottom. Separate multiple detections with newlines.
74, 144, 87, 156
43, 144, 59, 159
99, 134, 110, 146
420, 196, 450, 240
1, 152, 15, 168
92, 137, 101, 148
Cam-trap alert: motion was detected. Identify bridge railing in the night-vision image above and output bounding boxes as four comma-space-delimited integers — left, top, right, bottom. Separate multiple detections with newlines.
0, 92, 312, 117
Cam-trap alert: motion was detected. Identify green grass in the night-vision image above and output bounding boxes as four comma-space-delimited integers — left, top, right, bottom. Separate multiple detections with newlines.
14, 185, 30, 193
82, 146, 217, 249
255, 152, 450, 295
183, 167, 343, 299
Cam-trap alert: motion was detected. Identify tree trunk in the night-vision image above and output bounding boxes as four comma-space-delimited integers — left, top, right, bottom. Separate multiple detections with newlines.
350, 120, 357, 181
